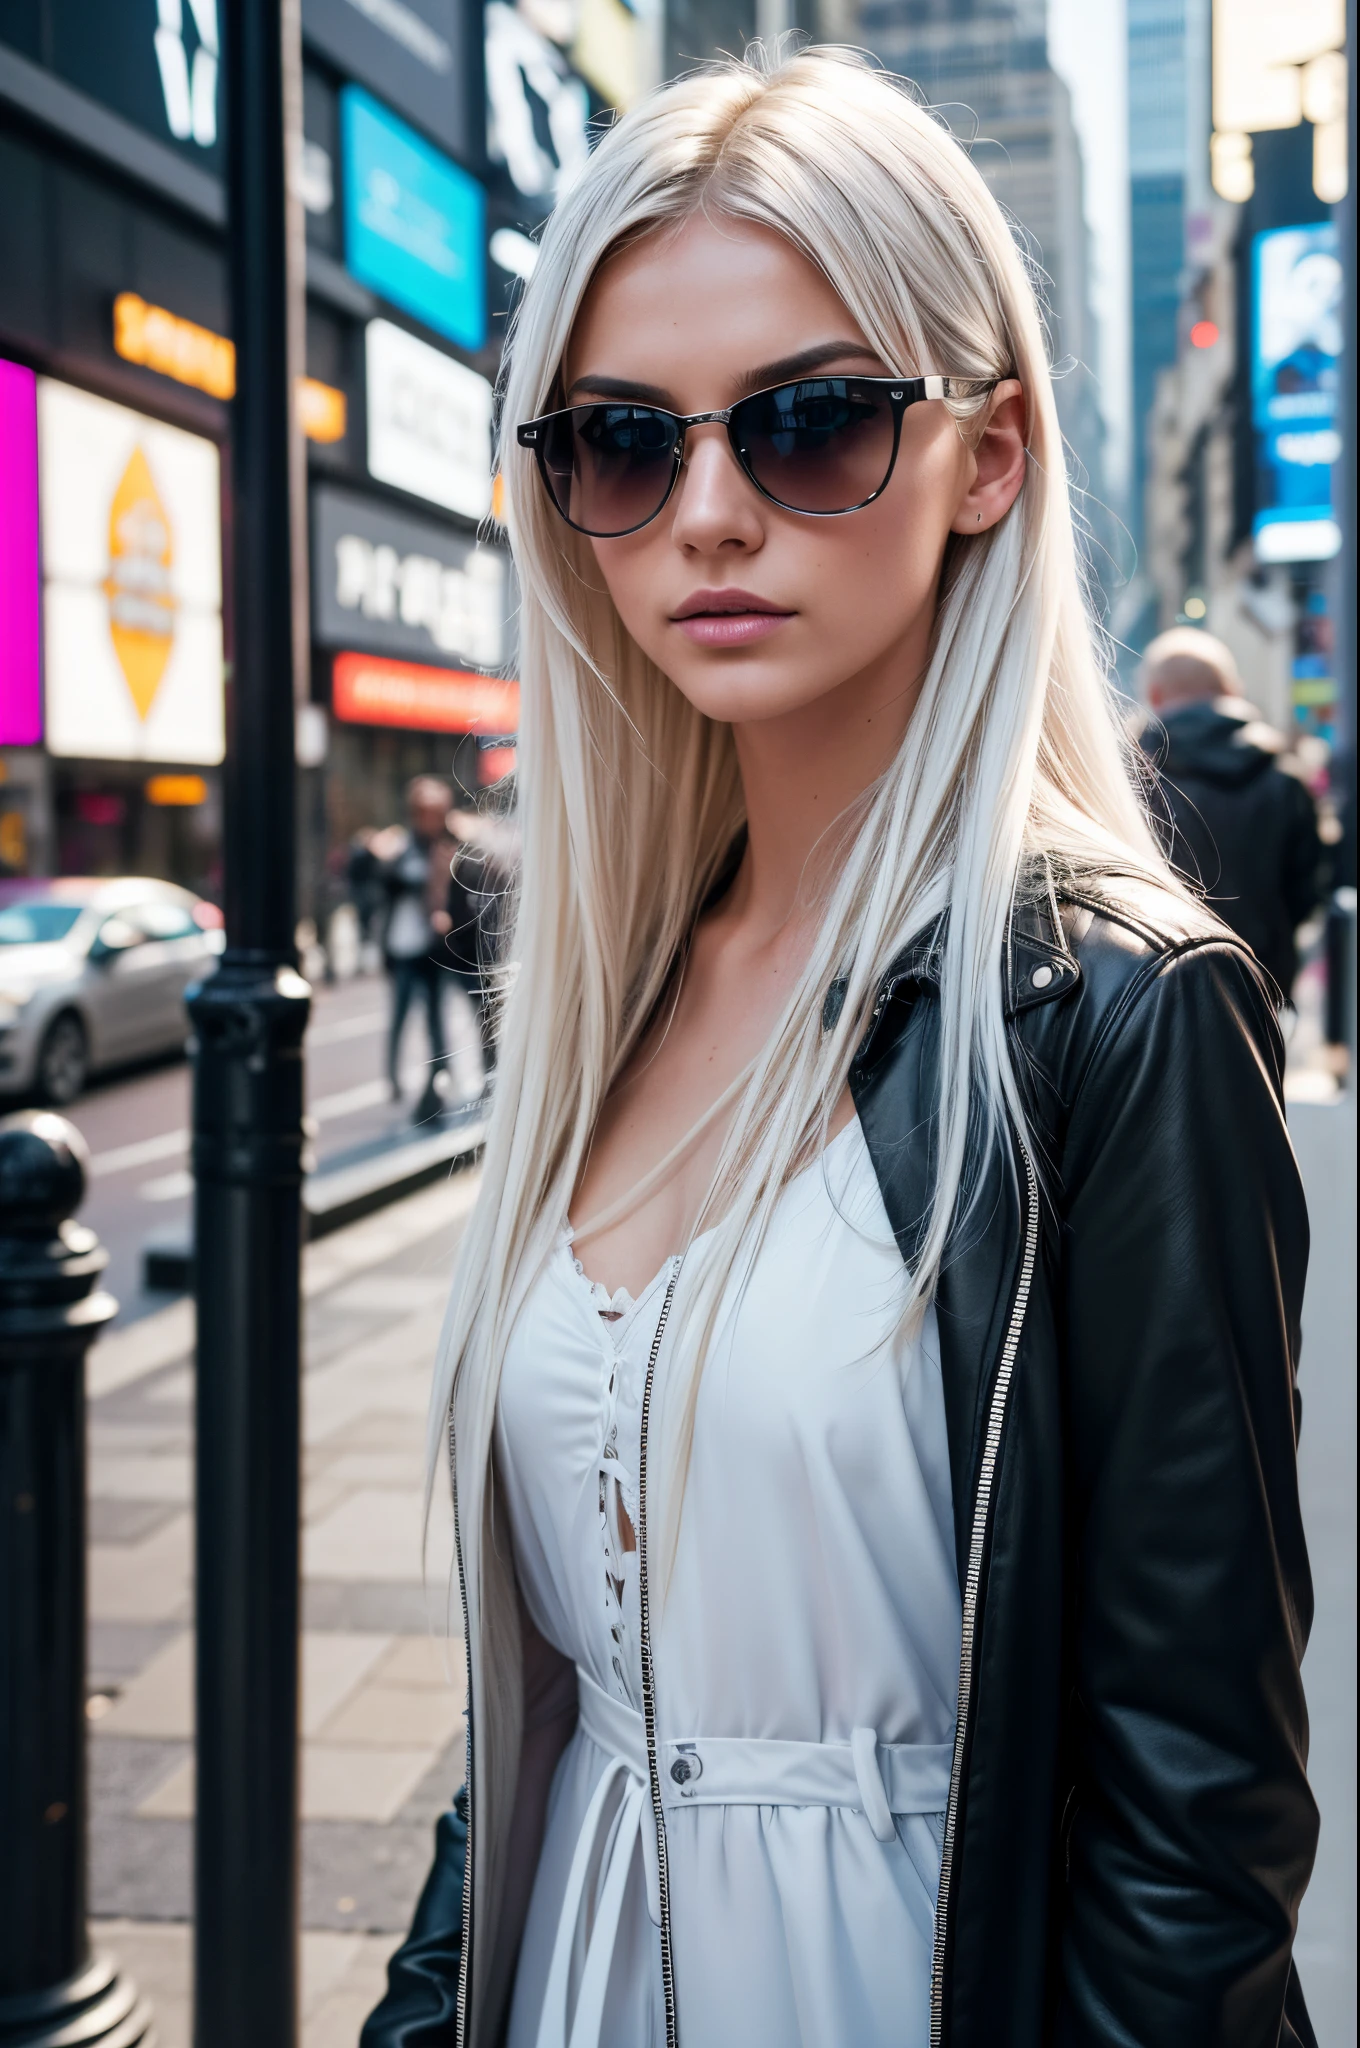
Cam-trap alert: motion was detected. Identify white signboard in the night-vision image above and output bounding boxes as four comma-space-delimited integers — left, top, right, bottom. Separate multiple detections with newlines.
38, 379, 224, 764
365, 318, 494, 519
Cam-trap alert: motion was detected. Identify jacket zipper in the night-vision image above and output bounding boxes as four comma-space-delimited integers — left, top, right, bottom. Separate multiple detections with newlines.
929, 1136, 1039, 2048
449, 1406, 475, 2048
637, 1260, 682, 2048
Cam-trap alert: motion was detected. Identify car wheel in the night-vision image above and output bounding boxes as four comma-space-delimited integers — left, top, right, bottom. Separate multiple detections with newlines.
37, 1011, 90, 1106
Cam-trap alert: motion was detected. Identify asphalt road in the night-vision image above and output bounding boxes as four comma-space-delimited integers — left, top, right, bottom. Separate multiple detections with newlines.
46, 971, 486, 1325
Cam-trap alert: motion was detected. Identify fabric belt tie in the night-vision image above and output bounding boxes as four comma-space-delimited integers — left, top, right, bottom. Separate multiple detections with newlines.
533, 1667, 954, 2048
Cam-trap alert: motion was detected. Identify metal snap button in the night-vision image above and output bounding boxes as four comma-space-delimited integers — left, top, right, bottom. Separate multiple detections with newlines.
670, 1744, 702, 1789
1030, 963, 1055, 989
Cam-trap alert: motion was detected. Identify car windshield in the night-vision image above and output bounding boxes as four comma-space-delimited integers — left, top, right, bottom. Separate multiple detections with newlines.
0, 903, 84, 945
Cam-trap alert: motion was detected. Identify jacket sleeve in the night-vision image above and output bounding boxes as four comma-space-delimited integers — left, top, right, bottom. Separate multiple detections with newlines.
1055, 939, 1318, 2047
359, 1790, 467, 2048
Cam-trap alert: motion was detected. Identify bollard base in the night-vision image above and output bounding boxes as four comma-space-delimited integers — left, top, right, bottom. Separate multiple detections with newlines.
0, 1954, 154, 2047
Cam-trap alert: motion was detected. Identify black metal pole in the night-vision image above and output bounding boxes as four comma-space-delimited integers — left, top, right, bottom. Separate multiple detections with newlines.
0, 1112, 150, 2047
188, 2, 311, 2044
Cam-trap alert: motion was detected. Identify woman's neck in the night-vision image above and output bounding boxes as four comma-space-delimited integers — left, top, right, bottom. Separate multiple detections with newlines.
728, 645, 925, 939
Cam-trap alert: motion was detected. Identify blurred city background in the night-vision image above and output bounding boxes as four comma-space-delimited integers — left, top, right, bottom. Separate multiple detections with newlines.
0, 1, 1353, 2044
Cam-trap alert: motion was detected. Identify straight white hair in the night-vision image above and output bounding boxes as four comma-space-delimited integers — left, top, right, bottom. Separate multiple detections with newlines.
428, 45, 1172, 1909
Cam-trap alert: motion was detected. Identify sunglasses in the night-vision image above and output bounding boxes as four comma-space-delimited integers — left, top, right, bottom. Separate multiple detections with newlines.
516, 374, 973, 538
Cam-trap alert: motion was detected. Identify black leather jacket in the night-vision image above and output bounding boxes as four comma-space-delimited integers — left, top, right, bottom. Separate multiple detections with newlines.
363, 871, 1319, 2048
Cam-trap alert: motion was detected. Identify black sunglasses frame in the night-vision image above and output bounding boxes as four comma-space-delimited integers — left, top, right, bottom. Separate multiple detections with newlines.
516, 374, 963, 537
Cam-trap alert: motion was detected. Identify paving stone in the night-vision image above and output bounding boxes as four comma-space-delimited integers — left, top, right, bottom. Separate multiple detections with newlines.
327, 1273, 451, 1317
101, 1631, 395, 1741
391, 1736, 464, 1828
88, 1513, 192, 1624
87, 1498, 180, 1546
91, 1734, 193, 1816
303, 1743, 440, 1822
318, 1681, 464, 1750
88, 1620, 181, 1689
90, 1815, 192, 1920
303, 1580, 446, 1635
318, 1450, 428, 1491
374, 1632, 464, 1691
88, 1452, 192, 1504
304, 1488, 450, 1585
137, 1742, 439, 1825
301, 1820, 445, 1934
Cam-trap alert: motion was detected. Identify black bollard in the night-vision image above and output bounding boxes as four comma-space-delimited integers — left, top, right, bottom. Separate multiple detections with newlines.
0, 1111, 152, 2046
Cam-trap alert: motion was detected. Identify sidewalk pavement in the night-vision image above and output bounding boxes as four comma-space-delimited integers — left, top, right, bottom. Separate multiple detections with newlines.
85, 1171, 480, 2047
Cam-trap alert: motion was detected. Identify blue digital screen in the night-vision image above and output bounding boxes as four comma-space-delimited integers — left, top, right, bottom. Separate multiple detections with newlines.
341, 86, 486, 354
1251, 223, 1342, 564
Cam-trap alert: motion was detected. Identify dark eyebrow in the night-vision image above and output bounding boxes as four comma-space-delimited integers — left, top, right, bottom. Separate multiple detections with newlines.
564, 340, 891, 409
732, 340, 891, 395
564, 373, 674, 404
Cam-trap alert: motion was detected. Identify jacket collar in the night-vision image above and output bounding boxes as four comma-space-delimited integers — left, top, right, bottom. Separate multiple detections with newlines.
827, 858, 1081, 1064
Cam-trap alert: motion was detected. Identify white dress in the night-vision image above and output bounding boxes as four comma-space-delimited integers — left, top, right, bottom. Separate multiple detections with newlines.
494, 1117, 961, 2048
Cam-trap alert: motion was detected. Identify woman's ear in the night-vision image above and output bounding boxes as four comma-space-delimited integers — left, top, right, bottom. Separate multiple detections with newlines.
951, 379, 1027, 534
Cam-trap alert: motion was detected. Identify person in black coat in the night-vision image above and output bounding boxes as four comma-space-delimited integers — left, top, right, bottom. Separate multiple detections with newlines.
1138, 629, 1326, 998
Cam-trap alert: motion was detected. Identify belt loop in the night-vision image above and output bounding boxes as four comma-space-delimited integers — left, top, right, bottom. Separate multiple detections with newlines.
850, 1726, 897, 1843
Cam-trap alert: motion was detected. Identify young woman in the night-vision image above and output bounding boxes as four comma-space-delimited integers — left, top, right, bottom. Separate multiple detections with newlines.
363, 47, 1317, 2048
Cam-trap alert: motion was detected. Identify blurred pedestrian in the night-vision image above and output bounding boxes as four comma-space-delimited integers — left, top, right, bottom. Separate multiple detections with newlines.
371, 776, 459, 1121
1139, 628, 1326, 999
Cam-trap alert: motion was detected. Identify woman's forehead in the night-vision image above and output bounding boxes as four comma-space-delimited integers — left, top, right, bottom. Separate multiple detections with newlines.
564, 215, 881, 407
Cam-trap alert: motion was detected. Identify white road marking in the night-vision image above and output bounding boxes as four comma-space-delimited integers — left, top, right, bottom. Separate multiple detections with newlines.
90, 1129, 189, 1177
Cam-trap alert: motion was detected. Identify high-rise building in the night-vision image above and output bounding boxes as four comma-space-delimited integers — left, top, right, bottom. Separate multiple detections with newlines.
798, 0, 1107, 516
1126, 2, 1189, 568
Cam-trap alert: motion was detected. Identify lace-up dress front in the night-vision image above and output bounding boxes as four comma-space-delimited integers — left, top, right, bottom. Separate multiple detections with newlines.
494, 1116, 960, 2048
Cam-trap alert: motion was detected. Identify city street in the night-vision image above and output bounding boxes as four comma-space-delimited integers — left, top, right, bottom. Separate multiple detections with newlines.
52, 971, 486, 1324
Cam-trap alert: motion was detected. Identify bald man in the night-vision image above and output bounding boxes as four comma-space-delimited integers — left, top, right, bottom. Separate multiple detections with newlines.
1139, 630, 1325, 998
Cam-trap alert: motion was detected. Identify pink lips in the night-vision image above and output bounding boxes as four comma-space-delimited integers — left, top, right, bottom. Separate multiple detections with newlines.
670, 587, 794, 648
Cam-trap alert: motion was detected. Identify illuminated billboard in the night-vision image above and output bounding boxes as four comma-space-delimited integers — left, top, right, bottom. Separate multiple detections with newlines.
38, 380, 225, 763
341, 86, 486, 352
366, 318, 493, 519
1251, 223, 1342, 564
0, 359, 42, 747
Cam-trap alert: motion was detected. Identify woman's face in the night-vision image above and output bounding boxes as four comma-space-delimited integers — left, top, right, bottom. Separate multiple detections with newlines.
561, 213, 1025, 730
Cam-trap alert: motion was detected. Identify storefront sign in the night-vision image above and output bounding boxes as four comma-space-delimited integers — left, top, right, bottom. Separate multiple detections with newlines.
312, 484, 510, 670
0, 360, 42, 748
114, 292, 236, 400
341, 86, 486, 352
366, 318, 493, 517
37, 379, 224, 764
485, 1, 591, 201
19, 0, 223, 171
333, 651, 519, 732
303, 0, 474, 163
1251, 222, 1342, 564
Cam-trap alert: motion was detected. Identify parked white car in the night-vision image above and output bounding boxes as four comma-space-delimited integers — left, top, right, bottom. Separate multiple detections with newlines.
0, 877, 225, 1105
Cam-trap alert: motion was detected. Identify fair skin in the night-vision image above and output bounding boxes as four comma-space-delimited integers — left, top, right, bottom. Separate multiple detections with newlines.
568, 213, 1026, 1300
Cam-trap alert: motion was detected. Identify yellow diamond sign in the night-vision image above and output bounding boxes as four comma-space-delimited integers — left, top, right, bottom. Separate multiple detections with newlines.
103, 445, 177, 721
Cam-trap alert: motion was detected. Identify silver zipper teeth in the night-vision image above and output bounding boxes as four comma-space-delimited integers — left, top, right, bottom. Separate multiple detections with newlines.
637, 1262, 683, 2048
929, 1138, 1039, 2048
448, 1407, 475, 2048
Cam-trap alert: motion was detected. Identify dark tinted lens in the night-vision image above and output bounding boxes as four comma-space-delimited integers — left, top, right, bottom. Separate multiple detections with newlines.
736, 379, 897, 512
540, 404, 680, 535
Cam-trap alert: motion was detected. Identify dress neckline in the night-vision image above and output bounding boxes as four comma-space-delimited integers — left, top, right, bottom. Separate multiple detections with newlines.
563, 1112, 865, 1315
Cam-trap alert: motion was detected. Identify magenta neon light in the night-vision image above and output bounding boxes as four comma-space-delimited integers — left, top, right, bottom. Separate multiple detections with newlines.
0, 358, 42, 747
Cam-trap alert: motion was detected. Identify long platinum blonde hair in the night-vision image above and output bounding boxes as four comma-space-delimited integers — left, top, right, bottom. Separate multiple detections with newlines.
429, 42, 1169, 1764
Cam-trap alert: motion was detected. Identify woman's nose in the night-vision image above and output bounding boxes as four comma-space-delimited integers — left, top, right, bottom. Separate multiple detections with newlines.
668, 424, 765, 554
